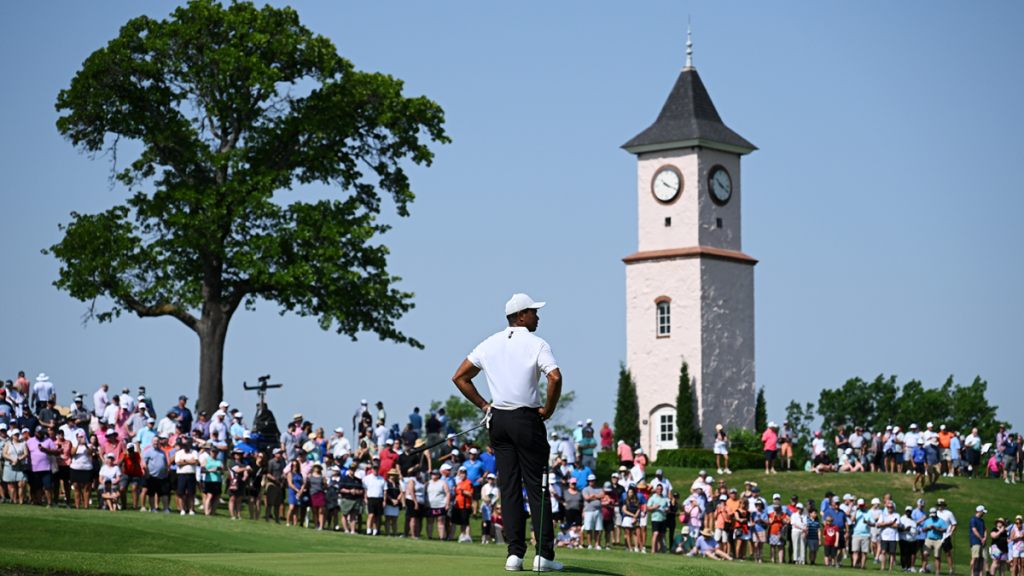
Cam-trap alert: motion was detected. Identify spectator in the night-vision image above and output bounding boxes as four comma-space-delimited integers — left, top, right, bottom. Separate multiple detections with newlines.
26, 426, 60, 507
122, 443, 145, 510
991, 518, 1009, 575
762, 422, 778, 475
581, 474, 604, 549
600, 422, 613, 452
287, 460, 305, 527
969, 505, 988, 576
173, 440, 198, 515
424, 468, 449, 540
98, 453, 121, 511
375, 401, 386, 425
1003, 433, 1019, 485
170, 395, 192, 432
382, 468, 402, 536
31, 373, 56, 411
647, 483, 669, 553
922, 507, 948, 574
362, 465, 385, 535
779, 422, 795, 472
3, 428, 29, 504
406, 470, 426, 539
935, 498, 958, 573
305, 463, 326, 530
617, 440, 633, 469
579, 428, 597, 472
408, 407, 423, 436
877, 501, 900, 570
352, 400, 370, 433
228, 449, 252, 520
691, 527, 734, 560
621, 484, 643, 553
964, 428, 982, 478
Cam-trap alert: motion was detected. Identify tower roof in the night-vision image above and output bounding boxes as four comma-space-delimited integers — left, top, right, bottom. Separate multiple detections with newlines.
622, 67, 756, 155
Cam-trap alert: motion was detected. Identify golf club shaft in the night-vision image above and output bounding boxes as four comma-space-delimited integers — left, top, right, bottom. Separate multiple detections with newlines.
406, 422, 487, 457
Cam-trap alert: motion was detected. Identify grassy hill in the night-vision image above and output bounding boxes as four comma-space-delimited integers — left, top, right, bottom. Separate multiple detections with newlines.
1, 465, 1019, 575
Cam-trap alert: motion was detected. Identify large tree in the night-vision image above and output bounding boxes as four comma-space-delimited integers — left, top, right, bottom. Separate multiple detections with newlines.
45, 1, 449, 414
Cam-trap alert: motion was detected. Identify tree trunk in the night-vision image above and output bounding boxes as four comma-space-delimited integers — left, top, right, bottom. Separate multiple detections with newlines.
197, 309, 230, 416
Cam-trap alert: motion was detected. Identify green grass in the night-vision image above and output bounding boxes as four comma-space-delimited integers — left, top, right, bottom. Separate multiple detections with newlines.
1, 466, 1020, 575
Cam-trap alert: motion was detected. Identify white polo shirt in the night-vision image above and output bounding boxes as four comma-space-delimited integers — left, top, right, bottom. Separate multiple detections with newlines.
467, 326, 558, 410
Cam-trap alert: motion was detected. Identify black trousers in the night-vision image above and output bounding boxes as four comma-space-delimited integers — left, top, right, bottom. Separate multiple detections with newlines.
490, 407, 555, 560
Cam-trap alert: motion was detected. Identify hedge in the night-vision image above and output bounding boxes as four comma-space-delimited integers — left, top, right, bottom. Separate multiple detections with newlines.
653, 448, 763, 470
596, 447, 762, 472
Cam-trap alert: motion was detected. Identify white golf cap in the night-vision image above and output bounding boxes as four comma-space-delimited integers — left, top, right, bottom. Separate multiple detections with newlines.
773, 493, 781, 499
0, 423, 6, 430
910, 423, 918, 429
552, 432, 558, 438
335, 427, 344, 433
587, 474, 596, 481
871, 498, 881, 505
843, 493, 852, 500
857, 498, 865, 505
451, 449, 459, 455
385, 439, 393, 444
488, 473, 496, 479
586, 418, 592, 423
504, 293, 546, 316
796, 503, 804, 509
886, 425, 892, 430
768, 421, 776, 428
656, 469, 663, 475
361, 399, 367, 404
845, 448, 852, 454
219, 401, 229, 408
577, 421, 583, 426
470, 448, 478, 454
214, 410, 225, 418
635, 448, 643, 454
146, 417, 155, 423
940, 424, 946, 430
242, 431, 251, 439
927, 422, 934, 427
977, 505, 987, 513
234, 412, 243, 419
138, 395, 146, 400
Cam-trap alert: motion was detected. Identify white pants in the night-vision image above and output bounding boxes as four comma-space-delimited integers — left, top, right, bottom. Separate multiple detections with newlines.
792, 528, 806, 562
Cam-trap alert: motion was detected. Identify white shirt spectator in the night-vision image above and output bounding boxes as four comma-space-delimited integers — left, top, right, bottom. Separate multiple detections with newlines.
880, 511, 900, 541
209, 419, 228, 443
93, 387, 109, 416
559, 439, 575, 464
921, 429, 938, 444
650, 476, 673, 495
482, 481, 500, 504
964, 433, 981, 451
33, 380, 55, 404
102, 404, 120, 425
791, 510, 807, 531
330, 436, 351, 458
812, 437, 826, 456
157, 415, 178, 437
99, 463, 122, 485
936, 509, 956, 540
375, 424, 389, 448
175, 448, 198, 474
467, 326, 558, 411
362, 473, 386, 498
903, 431, 919, 449
119, 394, 136, 414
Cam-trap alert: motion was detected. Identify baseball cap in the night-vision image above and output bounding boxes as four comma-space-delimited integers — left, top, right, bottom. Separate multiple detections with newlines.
234, 412, 243, 419
832, 496, 840, 503
814, 431, 821, 437
587, 474, 596, 481
458, 466, 467, 472
656, 469, 663, 475
385, 438, 394, 445
577, 421, 582, 426
20, 428, 31, 435
843, 493, 852, 500
773, 493, 781, 500
729, 488, 738, 494
219, 401, 229, 408
105, 453, 115, 459
0, 423, 6, 430
470, 448, 479, 454
568, 477, 577, 484
905, 506, 913, 511
273, 448, 282, 454
797, 503, 804, 509
918, 499, 925, 506
910, 423, 918, 429
845, 448, 852, 454
871, 498, 881, 505
976, 505, 987, 513
146, 417, 155, 423
768, 421, 776, 428
504, 293, 546, 316
635, 447, 643, 454
937, 498, 947, 506
360, 399, 367, 404
178, 395, 188, 400
74, 396, 84, 402
940, 424, 946, 430
929, 508, 938, 516
857, 498, 865, 505
487, 473, 496, 479
751, 486, 760, 493
440, 463, 452, 471
335, 427, 344, 433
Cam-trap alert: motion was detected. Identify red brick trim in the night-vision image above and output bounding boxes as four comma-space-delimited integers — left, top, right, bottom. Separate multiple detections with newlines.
622, 246, 758, 265
654, 296, 672, 304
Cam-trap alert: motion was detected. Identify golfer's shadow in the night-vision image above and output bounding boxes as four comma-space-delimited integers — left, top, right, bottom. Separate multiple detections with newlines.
558, 568, 625, 576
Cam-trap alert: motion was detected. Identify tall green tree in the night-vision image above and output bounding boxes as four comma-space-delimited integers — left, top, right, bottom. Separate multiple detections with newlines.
675, 360, 702, 448
755, 386, 767, 432
45, 0, 449, 414
614, 363, 640, 448
784, 400, 816, 457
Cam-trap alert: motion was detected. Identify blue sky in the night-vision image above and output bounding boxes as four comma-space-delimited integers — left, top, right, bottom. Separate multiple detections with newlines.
1, 1, 1021, 436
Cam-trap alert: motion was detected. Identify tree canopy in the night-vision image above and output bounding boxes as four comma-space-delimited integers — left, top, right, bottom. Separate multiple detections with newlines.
45, 0, 449, 413
614, 363, 640, 447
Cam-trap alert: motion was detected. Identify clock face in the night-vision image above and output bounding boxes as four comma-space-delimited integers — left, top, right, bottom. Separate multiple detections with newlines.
708, 165, 732, 205
651, 166, 682, 204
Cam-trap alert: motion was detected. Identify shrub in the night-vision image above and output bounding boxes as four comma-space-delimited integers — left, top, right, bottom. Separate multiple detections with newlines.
652, 448, 763, 470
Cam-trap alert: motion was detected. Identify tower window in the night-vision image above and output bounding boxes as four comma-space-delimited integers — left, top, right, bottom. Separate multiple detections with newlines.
657, 301, 670, 336
665, 217, 671, 227
716, 218, 723, 228
659, 413, 675, 442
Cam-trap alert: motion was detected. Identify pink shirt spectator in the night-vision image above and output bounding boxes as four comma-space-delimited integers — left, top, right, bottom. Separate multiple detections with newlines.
102, 438, 126, 466
617, 442, 633, 463
761, 428, 778, 452
600, 426, 613, 449
26, 436, 57, 472
114, 408, 132, 441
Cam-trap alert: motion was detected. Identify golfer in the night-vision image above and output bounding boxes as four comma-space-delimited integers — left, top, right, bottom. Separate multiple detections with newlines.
452, 293, 564, 572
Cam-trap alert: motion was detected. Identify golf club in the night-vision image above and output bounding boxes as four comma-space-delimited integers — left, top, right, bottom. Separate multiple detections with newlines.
405, 422, 487, 457
536, 463, 548, 571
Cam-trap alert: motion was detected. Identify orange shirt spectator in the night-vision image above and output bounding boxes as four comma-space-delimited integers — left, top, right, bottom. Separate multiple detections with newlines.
937, 431, 953, 449
455, 477, 474, 509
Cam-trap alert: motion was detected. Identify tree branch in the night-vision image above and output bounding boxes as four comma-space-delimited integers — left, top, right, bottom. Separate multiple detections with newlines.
118, 291, 199, 333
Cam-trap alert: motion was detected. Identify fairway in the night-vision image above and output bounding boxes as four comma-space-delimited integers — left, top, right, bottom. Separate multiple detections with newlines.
3, 465, 1021, 576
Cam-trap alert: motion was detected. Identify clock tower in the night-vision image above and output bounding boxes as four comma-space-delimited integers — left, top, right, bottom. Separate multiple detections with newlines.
622, 40, 757, 458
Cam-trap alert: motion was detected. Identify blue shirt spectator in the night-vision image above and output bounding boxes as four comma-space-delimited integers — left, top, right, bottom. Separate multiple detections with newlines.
408, 409, 423, 434
571, 465, 593, 487
824, 506, 848, 530
480, 449, 497, 476
912, 445, 926, 464
925, 444, 940, 466
969, 515, 986, 546
922, 516, 947, 540
463, 457, 485, 487
912, 507, 928, 541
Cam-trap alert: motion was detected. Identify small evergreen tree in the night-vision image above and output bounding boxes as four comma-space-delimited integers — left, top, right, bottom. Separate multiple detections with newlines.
755, 387, 768, 432
675, 360, 702, 448
614, 363, 640, 447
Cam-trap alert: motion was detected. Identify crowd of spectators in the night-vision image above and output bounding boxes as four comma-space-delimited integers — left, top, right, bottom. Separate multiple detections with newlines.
2, 372, 1022, 576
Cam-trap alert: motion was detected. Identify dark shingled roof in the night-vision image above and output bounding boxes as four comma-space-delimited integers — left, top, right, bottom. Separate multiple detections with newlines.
623, 67, 755, 153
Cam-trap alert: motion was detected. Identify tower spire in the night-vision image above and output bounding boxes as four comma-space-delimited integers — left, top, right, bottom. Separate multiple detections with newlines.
685, 21, 693, 69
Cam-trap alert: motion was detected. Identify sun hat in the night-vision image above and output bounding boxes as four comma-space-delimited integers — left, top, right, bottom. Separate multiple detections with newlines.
386, 468, 399, 476
37, 373, 49, 381
505, 293, 546, 316
700, 528, 714, 537
618, 465, 629, 472
414, 439, 426, 448
716, 424, 723, 430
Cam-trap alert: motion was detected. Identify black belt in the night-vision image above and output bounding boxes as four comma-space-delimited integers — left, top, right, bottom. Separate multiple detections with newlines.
505, 406, 541, 414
